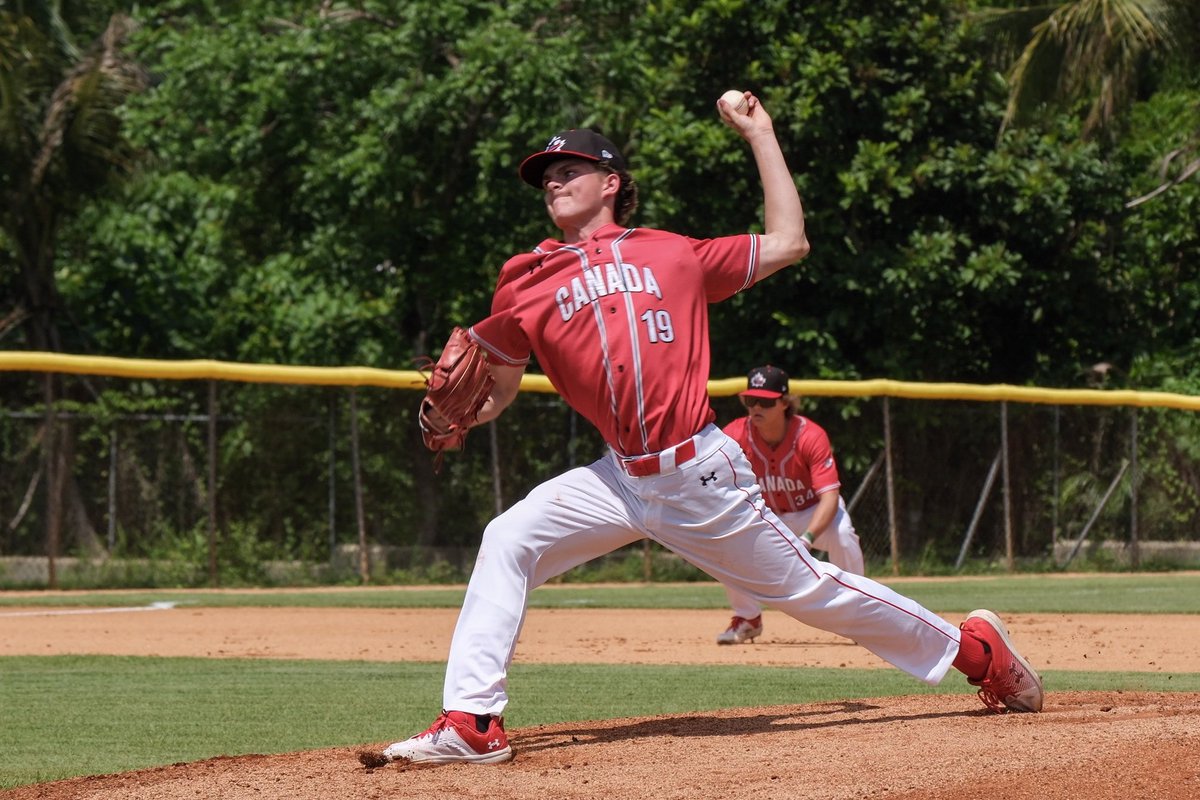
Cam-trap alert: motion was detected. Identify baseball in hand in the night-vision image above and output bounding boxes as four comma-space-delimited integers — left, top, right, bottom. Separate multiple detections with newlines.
719, 89, 749, 115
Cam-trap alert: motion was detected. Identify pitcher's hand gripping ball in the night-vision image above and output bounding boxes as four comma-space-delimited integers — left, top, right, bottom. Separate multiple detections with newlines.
417, 327, 494, 470
719, 89, 749, 115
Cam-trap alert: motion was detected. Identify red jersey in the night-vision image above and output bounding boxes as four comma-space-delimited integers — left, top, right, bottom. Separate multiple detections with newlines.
722, 414, 841, 513
470, 223, 759, 456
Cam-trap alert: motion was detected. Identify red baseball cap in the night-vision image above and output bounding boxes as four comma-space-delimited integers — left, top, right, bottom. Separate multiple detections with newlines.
740, 365, 790, 398
519, 129, 627, 187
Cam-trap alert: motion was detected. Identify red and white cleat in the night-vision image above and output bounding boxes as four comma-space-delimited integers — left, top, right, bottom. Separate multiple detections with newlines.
382, 710, 513, 764
961, 609, 1044, 713
716, 615, 764, 645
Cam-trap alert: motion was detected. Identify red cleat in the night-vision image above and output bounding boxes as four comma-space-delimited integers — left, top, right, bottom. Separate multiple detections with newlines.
961, 609, 1044, 713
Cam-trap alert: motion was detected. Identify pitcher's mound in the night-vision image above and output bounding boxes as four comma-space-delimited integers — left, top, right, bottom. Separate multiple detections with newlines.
8, 691, 1199, 800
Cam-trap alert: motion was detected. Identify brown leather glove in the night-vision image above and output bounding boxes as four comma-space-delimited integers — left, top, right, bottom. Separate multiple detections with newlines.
417, 327, 495, 470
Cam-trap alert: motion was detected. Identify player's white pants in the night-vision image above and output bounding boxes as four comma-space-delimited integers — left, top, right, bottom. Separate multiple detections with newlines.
443, 424, 960, 716
725, 499, 864, 619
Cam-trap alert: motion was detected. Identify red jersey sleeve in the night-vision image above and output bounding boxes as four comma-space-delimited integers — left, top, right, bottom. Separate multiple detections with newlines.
467, 252, 539, 366
469, 310, 530, 366
799, 420, 841, 494
688, 234, 760, 303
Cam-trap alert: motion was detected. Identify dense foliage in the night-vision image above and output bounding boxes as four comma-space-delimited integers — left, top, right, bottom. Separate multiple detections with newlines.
1, 0, 1196, 576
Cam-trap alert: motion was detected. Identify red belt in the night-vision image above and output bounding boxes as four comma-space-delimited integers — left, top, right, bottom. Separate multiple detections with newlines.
619, 439, 698, 477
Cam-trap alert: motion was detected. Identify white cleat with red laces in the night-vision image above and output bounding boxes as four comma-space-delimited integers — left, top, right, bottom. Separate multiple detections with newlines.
716, 614, 764, 645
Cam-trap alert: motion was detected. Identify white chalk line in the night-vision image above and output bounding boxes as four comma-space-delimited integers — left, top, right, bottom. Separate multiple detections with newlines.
0, 601, 178, 618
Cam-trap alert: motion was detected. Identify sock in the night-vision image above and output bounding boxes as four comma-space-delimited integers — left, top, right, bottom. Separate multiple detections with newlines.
474, 714, 491, 733
952, 629, 991, 682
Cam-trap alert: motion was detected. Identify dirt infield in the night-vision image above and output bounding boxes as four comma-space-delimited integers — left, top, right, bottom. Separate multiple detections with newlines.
2, 598, 1199, 799
1, 605, 1197, 672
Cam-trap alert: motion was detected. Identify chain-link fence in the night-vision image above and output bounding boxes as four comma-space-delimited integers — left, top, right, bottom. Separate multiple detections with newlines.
2, 363, 1198, 588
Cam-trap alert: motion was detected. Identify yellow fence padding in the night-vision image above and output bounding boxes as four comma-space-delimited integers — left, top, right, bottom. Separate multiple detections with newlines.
3, 351, 1199, 410
710, 377, 1200, 409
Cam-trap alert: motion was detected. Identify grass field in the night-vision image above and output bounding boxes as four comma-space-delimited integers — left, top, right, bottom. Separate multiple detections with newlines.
2, 573, 1198, 789
3, 571, 1200, 612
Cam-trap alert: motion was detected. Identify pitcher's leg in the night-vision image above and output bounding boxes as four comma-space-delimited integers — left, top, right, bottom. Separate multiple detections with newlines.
686, 511, 958, 681
443, 461, 639, 715
650, 436, 959, 684
783, 565, 958, 682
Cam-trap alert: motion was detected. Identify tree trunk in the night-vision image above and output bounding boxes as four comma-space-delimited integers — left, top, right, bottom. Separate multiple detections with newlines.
44, 375, 61, 588
56, 418, 107, 559
66, 472, 107, 559
15, 198, 64, 353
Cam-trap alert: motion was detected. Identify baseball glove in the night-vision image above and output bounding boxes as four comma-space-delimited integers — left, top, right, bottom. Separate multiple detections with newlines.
416, 327, 494, 470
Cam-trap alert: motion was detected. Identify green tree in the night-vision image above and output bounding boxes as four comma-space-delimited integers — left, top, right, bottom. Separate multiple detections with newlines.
57, 0, 656, 548
30, 0, 1195, 559
970, 0, 1199, 358
974, 0, 1193, 136
611, 1, 1131, 386
974, 0, 1200, 204
1, 4, 146, 351
1, 3, 148, 564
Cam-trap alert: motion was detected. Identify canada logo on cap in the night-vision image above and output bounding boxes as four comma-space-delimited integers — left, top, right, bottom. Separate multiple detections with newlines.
740, 365, 790, 398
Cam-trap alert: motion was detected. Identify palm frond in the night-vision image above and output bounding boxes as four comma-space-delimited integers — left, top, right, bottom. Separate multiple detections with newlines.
18, 0, 81, 61
996, 0, 1176, 137
30, 13, 147, 189
968, 4, 1061, 69
0, 12, 45, 165
1003, 19, 1067, 128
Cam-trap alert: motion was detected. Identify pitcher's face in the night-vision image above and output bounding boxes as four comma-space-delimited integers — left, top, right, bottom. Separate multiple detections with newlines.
541, 159, 619, 229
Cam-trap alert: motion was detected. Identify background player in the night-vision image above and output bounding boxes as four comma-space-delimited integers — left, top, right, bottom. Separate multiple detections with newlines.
372, 90, 1042, 767
717, 364, 864, 644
